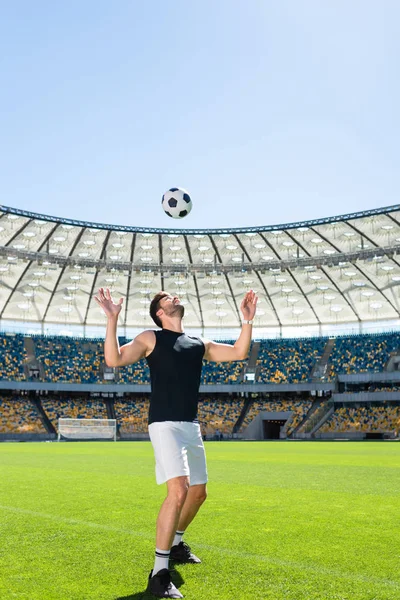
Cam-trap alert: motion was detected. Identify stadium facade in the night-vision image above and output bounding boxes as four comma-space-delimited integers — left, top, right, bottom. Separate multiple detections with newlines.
1, 204, 399, 443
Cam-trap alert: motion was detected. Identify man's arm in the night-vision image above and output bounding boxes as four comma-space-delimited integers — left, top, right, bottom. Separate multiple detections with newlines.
93, 287, 154, 367
203, 289, 258, 362
105, 317, 154, 367
203, 323, 253, 362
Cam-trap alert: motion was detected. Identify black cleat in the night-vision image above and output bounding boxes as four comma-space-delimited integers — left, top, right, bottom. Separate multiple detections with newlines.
170, 541, 201, 564
147, 569, 183, 598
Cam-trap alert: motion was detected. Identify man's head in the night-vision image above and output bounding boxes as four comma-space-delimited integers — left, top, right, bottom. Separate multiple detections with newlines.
149, 291, 185, 328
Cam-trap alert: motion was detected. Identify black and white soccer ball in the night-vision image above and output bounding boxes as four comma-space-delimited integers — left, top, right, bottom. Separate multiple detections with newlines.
162, 187, 192, 219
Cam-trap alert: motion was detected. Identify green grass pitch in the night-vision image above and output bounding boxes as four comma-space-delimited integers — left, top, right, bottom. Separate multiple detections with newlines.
0, 441, 399, 600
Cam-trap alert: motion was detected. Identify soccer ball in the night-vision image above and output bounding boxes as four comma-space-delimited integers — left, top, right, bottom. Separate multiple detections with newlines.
162, 187, 192, 219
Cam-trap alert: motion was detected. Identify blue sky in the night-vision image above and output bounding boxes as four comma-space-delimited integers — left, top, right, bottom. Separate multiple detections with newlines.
0, 1, 399, 230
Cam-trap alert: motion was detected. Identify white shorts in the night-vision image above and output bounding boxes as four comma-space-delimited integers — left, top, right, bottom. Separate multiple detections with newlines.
148, 421, 208, 486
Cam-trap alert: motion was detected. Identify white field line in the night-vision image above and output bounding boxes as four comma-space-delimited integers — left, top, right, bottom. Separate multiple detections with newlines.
0, 504, 399, 590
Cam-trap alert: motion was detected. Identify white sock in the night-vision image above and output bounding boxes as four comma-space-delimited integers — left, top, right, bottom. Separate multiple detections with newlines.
153, 548, 170, 575
172, 530, 185, 547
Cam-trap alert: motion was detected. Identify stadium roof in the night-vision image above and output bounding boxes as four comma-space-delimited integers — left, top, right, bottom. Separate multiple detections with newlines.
1, 203, 400, 332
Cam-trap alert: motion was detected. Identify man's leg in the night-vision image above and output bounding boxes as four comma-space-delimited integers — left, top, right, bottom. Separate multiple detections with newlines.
147, 476, 189, 599
176, 484, 207, 532
170, 422, 208, 564
156, 475, 190, 553
170, 484, 207, 564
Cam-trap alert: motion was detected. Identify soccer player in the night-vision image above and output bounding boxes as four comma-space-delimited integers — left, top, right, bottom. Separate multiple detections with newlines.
94, 288, 258, 598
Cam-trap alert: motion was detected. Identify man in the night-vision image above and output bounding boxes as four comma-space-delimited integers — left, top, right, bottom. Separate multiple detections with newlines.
94, 287, 257, 598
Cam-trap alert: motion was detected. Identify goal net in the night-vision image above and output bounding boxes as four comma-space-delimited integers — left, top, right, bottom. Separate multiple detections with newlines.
58, 418, 117, 441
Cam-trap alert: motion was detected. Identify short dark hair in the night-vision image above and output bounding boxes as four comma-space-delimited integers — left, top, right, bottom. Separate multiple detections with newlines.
149, 291, 169, 328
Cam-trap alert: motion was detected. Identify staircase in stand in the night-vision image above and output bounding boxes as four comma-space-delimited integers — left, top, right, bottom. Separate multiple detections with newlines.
242, 341, 261, 382
233, 398, 253, 434
104, 398, 119, 438
105, 398, 116, 420
385, 350, 400, 372
294, 401, 334, 438
311, 338, 336, 381
289, 399, 323, 437
309, 402, 334, 435
23, 336, 45, 380
24, 336, 35, 360
30, 394, 56, 435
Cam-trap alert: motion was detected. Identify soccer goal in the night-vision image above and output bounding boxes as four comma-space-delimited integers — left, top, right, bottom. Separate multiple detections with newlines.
57, 418, 117, 441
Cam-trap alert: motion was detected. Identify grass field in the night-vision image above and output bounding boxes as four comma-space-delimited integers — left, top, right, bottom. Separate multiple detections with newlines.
0, 441, 399, 600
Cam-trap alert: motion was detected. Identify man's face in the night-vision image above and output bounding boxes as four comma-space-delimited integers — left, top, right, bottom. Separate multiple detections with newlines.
158, 294, 185, 320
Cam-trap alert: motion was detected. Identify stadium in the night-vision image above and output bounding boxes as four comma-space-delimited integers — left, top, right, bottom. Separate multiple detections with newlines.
1, 201, 399, 600
1, 202, 399, 443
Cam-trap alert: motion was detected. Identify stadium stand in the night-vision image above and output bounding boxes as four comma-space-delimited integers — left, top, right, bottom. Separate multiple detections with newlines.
197, 397, 244, 435
320, 405, 400, 434
2, 332, 400, 385
118, 359, 151, 384
0, 334, 26, 381
0, 395, 46, 433
256, 338, 327, 383
201, 360, 245, 384
41, 397, 108, 430
114, 397, 149, 433
34, 336, 105, 383
367, 385, 400, 392
114, 396, 244, 436
1, 330, 400, 441
0, 333, 246, 384
328, 332, 400, 379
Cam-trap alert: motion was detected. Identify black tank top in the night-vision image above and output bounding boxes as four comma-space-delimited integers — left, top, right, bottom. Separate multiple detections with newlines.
146, 329, 205, 424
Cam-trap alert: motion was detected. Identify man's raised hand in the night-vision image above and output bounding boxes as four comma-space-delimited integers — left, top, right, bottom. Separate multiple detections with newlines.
94, 287, 123, 319
240, 289, 258, 321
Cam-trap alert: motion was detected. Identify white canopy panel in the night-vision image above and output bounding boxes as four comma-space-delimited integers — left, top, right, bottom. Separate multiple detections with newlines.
1, 204, 400, 331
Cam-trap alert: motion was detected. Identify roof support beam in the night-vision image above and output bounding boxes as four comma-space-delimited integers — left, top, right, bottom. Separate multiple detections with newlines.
158, 234, 165, 291
184, 237, 204, 333
83, 230, 113, 326
123, 234, 137, 334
